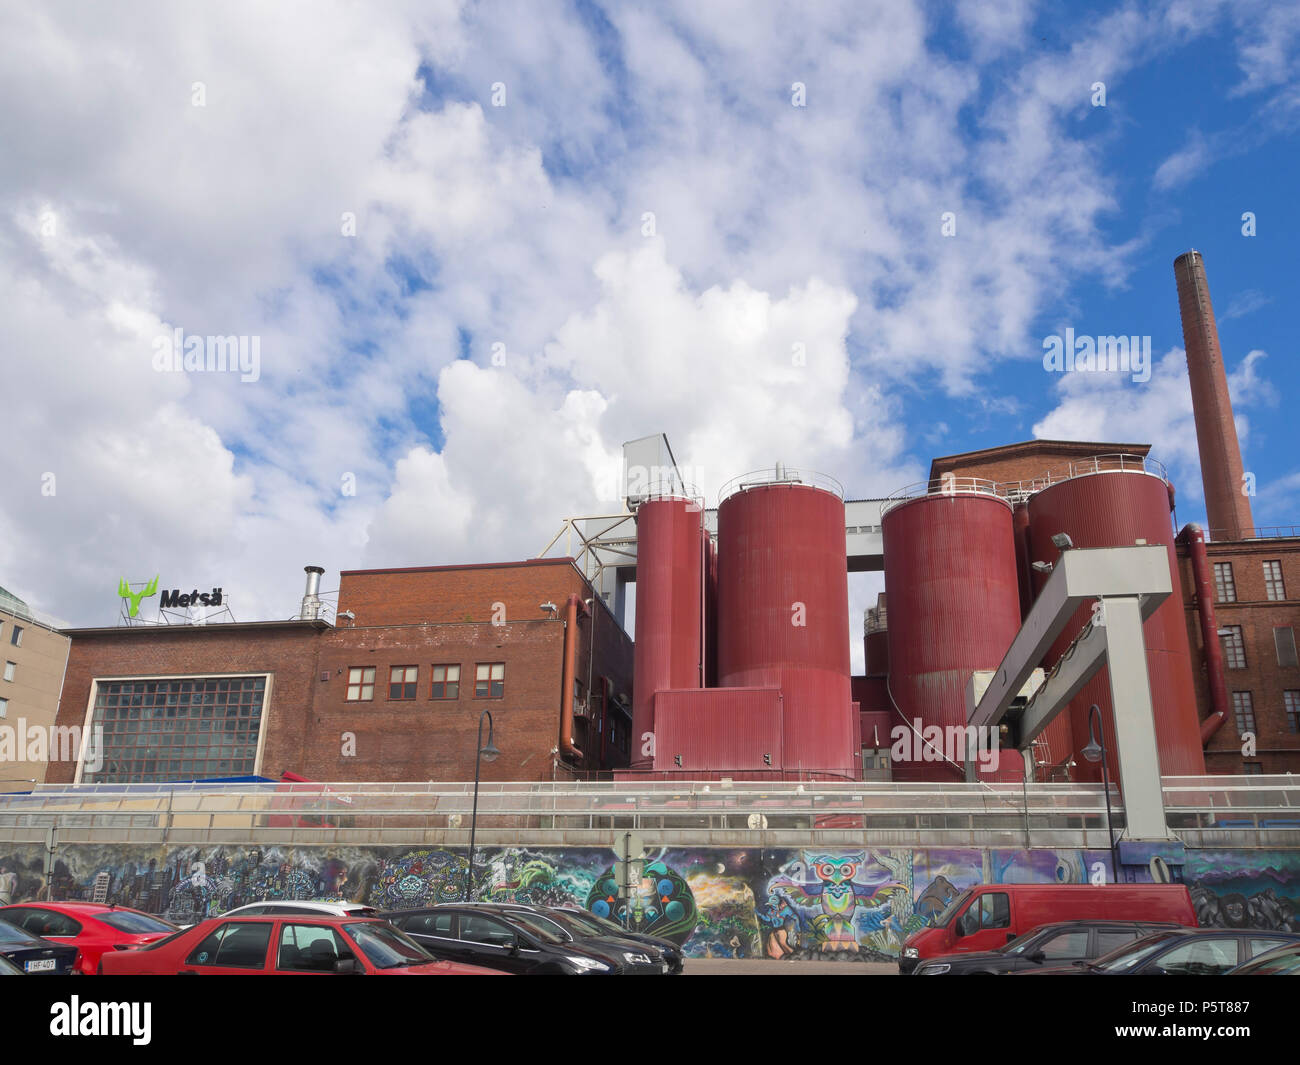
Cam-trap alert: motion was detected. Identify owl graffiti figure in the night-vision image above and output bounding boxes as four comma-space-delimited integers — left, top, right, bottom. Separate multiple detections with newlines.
771, 852, 904, 953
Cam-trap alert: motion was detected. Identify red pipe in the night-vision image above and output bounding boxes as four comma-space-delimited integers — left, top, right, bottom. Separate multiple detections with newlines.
1182, 524, 1229, 743
559, 593, 587, 761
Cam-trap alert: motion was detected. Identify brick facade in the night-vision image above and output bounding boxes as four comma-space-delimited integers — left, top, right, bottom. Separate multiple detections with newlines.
49, 561, 634, 784
1177, 536, 1300, 774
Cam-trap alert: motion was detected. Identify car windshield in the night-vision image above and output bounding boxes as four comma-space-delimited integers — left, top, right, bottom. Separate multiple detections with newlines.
0, 919, 42, 947
934, 891, 971, 928
498, 912, 567, 945
1091, 931, 1183, 972
1000, 928, 1049, 956
536, 910, 597, 937
97, 910, 179, 934
1236, 947, 1300, 975
343, 922, 435, 969
551, 909, 618, 937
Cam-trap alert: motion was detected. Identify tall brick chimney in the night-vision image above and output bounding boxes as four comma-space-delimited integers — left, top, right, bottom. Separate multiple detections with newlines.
1173, 250, 1254, 540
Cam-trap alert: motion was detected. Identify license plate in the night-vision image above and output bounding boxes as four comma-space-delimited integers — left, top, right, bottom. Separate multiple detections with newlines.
25, 958, 57, 972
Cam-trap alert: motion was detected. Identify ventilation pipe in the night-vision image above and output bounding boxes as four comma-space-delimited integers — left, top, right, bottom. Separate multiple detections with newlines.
300, 566, 325, 621
559, 593, 588, 761
1180, 525, 1229, 743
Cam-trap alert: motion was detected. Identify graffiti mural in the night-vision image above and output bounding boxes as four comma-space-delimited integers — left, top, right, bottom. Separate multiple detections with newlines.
3, 842, 1297, 960
1185, 850, 1300, 932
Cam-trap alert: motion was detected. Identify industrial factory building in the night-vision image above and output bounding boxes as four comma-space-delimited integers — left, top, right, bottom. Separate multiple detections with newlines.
44, 560, 634, 786
37, 249, 1300, 785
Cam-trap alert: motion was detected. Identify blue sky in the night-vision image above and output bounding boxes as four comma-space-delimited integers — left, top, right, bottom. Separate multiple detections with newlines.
1, 0, 1297, 648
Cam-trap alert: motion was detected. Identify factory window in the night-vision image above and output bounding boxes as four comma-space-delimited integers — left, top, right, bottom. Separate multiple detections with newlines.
1277, 628, 1299, 669
431, 665, 460, 700
1213, 562, 1236, 603
0, 697, 6, 719
1242, 762, 1263, 775
1232, 691, 1256, 736
9, 625, 22, 648
1221, 626, 1247, 669
1285, 692, 1300, 734
1264, 561, 1286, 601
84, 675, 266, 784
2, 661, 12, 682
346, 667, 375, 702
475, 663, 505, 698
388, 666, 418, 700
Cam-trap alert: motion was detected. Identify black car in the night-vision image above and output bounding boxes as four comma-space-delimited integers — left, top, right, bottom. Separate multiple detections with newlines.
384, 906, 632, 974
446, 903, 669, 975
911, 920, 1181, 975
0, 916, 80, 975
548, 906, 685, 975
1027, 928, 1300, 975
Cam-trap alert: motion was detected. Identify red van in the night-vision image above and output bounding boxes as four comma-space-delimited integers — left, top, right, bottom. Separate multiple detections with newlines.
899, 884, 1197, 973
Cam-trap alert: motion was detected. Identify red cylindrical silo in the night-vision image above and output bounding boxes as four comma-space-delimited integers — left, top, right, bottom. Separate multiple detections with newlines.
882, 491, 1023, 783
716, 480, 854, 778
632, 497, 703, 768
1027, 465, 1204, 781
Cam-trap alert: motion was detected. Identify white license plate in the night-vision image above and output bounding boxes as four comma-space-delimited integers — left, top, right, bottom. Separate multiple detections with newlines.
25, 958, 57, 972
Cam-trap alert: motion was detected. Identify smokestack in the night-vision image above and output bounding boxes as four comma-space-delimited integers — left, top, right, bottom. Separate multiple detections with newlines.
300, 565, 324, 620
1173, 250, 1254, 540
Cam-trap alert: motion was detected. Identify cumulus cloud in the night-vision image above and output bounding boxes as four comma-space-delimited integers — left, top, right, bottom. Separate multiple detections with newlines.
1, 0, 1293, 638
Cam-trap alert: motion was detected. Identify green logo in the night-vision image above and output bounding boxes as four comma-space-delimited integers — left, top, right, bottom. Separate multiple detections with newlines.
118, 575, 159, 617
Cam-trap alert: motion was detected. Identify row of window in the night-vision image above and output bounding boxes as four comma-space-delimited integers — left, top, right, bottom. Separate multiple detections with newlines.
86, 677, 266, 784
1218, 625, 1298, 669
1213, 560, 1288, 602
1231, 690, 1300, 735
345, 663, 506, 702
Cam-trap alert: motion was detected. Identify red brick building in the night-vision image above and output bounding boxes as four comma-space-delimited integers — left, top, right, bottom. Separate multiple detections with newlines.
1177, 533, 1300, 774
47, 559, 633, 785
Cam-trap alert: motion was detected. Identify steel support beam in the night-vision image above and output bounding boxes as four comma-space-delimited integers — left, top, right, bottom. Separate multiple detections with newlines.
967, 545, 1176, 844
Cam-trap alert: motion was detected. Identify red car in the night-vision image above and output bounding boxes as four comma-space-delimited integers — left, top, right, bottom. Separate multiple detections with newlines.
0, 902, 178, 976
98, 914, 507, 975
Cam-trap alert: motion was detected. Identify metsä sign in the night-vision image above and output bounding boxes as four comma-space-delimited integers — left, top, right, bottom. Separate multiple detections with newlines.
160, 587, 224, 609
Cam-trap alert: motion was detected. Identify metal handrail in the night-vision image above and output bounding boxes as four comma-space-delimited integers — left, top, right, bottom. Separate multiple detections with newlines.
718, 466, 844, 504
880, 477, 1008, 517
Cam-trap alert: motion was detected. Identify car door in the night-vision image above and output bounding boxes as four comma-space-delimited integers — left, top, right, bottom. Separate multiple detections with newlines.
179, 920, 274, 975
1142, 937, 1241, 975
952, 892, 1015, 954
455, 913, 533, 974
393, 911, 463, 961
274, 922, 356, 975
1029, 928, 1091, 967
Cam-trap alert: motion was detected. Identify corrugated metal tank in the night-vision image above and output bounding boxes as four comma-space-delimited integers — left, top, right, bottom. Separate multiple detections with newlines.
652, 687, 783, 777
1027, 468, 1204, 780
882, 491, 1023, 782
716, 480, 855, 778
632, 497, 703, 768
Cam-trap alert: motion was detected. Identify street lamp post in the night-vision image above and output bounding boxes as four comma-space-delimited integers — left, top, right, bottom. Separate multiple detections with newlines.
465, 709, 500, 901
1082, 703, 1121, 882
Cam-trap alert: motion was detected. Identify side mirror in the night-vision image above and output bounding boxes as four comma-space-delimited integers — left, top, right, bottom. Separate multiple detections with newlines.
1028, 950, 1046, 964
334, 957, 363, 974
509, 938, 521, 956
